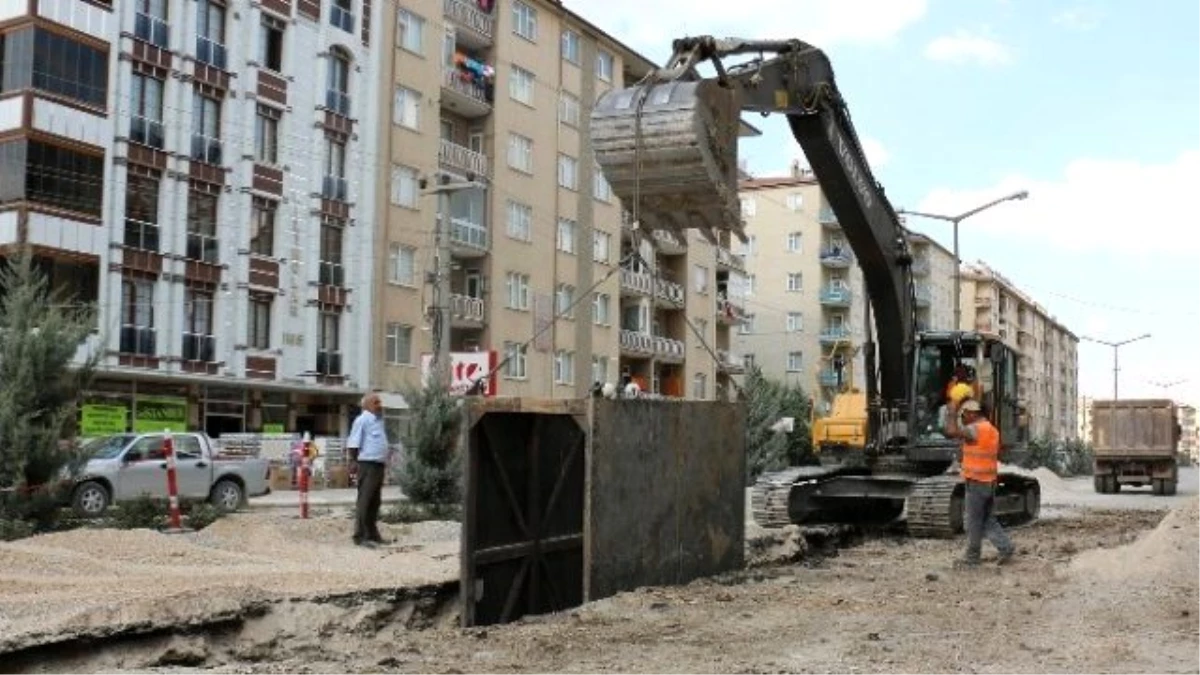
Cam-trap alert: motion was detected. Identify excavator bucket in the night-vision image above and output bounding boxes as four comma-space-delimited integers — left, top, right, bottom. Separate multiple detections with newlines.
590, 79, 746, 245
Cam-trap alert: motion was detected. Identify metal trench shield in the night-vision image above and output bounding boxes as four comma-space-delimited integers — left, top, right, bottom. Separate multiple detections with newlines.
460, 400, 588, 627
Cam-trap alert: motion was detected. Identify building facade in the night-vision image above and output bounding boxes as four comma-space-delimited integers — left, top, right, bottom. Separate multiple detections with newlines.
1, 0, 381, 437
373, 0, 743, 407
961, 261, 1079, 440
1178, 404, 1197, 462
904, 229, 956, 332
733, 168, 867, 412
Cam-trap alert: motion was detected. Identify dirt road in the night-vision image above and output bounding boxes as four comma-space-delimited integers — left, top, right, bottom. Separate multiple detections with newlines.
3, 470, 1197, 674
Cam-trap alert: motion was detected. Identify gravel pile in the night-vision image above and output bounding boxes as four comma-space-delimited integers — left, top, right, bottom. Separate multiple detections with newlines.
0, 513, 459, 653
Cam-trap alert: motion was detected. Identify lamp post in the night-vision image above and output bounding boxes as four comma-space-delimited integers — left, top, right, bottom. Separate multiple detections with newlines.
1149, 378, 1187, 392
897, 189, 1029, 330
1081, 333, 1151, 401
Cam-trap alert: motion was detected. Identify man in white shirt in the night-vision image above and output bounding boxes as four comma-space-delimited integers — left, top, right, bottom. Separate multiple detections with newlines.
346, 391, 391, 547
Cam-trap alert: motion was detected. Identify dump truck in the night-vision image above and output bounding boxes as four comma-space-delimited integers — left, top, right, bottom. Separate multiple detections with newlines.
1090, 399, 1181, 495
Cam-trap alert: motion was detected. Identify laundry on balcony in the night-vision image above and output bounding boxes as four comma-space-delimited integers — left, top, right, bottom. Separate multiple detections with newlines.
475, 0, 495, 11
450, 53, 496, 102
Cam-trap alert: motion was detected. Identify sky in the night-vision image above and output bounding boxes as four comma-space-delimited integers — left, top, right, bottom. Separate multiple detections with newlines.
564, 0, 1200, 409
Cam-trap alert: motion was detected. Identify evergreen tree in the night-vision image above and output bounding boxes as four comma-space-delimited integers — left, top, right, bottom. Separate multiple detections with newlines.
743, 366, 815, 484
396, 363, 463, 505
0, 249, 99, 518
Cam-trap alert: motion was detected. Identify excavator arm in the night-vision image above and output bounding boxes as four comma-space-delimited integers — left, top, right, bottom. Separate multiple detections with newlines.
591, 36, 916, 407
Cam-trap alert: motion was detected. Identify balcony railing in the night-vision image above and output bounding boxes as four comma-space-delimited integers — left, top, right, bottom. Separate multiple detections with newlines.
819, 285, 852, 306
443, 0, 495, 40
119, 325, 156, 356
620, 267, 654, 295
447, 217, 488, 252
195, 36, 227, 70
653, 335, 685, 360
818, 368, 842, 387
819, 207, 838, 225
910, 257, 931, 276
319, 261, 345, 287
654, 277, 685, 306
124, 219, 159, 252
914, 285, 932, 306
134, 12, 169, 48
325, 88, 351, 116
130, 116, 164, 149
716, 296, 748, 324
438, 139, 489, 177
717, 349, 745, 373
819, 248, 852, 266
619, 329, 654, 354
181, 332, 216, 362
442, 68, 491, 107
450, 293, 485, 323
330, 3, 354, 32
716, 246, 745, 271
190, 134, 222, 165
819, 326, 852, 343
323, 175, 348, 201
316, 350, 342, 376
187, 232, 219, 263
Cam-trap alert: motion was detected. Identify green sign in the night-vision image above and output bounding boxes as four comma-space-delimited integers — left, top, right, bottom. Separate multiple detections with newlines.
263, 423, 285, 433
134, 395, 188, 433
81, 404, 128, 436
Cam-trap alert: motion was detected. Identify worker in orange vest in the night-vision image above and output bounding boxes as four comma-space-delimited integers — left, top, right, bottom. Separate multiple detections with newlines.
945, 397, 1016, 567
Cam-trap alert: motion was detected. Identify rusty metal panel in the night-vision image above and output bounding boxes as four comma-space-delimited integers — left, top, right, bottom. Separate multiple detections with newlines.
460, 402, 587, 627
584, 399, 746, 601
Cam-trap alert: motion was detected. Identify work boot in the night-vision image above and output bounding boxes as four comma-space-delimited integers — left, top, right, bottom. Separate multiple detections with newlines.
996, 548, 1015, 566
953, 557, 980, 569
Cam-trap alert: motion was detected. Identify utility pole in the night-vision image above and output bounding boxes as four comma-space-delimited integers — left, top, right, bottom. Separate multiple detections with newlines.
1083, 333, 1151, 401
898, 190, 1028, 330
422, 174, 484, 385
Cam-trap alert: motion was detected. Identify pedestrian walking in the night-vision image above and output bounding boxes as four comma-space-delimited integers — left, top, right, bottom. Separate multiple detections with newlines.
945, 397, 1016, 567
346, 392, 391, 547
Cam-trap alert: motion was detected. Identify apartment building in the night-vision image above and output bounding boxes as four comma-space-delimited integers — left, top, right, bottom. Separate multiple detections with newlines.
0, 0, 381, 437
1178, 404, 1197, 461
1078, 395, 1095, 443
373, 0, 746, 405
732, 167, 867, 412
961, 261, 1079, 440
904, 229, 956, 332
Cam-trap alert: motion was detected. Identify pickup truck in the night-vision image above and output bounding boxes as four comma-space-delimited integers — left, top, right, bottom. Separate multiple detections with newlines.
68, 432, 272, 517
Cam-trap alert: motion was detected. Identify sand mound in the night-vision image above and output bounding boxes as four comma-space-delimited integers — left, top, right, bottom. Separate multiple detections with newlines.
1068, 495, 1199, 584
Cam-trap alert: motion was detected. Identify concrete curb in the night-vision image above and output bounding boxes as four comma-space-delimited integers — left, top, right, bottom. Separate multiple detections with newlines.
246, 487, 408, 511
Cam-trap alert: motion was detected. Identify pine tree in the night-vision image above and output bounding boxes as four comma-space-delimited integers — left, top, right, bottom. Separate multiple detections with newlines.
743, 366, 815, 484
396, 363, 463, 505
0, 249, 99, 515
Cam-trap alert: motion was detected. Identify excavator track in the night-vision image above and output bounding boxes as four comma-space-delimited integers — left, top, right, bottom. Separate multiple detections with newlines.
905, 475, 964, 539
750, 467, 809, 528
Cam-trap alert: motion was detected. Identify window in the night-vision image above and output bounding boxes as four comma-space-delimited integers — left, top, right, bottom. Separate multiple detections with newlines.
693, 265, 709, 294
385, 323, 414, 364
324, 138, 348, 200
317, 311, 341, 374
183, 288, 215, 361
739, 313, 756, 334
786, 192, 804, 210
787, 273, 803, 292
506, 200, 532, 241
787, 312, 803, 332
511, 1, 537, 41
186, 190, 219, 263
250, 198, 276, 256
746, 274, 756, 295
319, 219, 345, 286
741, 235, 756, 257
254, 105, 280, 164
388, 243, 416, 286
694, 319, 708, 347
561, 30, 580, 64
592, 293, 610, 325
787, 352, 803, 372
592, 355, 609, 384
740, 197, 756, 217
248, 295, 271, 350
596, 50, 613, 81
135, 0, 169, 49
508, 65, 535, 105
787, 232, 802, 252
692, 373, 707, 399
397, 9, 424, 53
558, 92, 580, 126
505, 272, 529, 310
554, 350, 574, 384
503, 341, 528, 378
593, 231, 611, 263
390, 164, 418, 208
557, 153, 578, 190
743, 354, 756, 370
0, 29, 108, 109
326, 49, 351, 116
556, 218, 576, 254
507, 133, 533, 173
330, 0, 354, 32
592, 167, 611, 201
556, 284, 575, 318
124, 173, 160, 251
260, 15, 285, 71
196, 0, 227, 69
130, 73, 164, 148
120, 277, 155, 355
393, 86, 420, 129
191, 91, 222, 164
1, 140, 96, 216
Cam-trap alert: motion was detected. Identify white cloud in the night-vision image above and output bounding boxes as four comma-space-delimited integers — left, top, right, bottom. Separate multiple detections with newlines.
914, 150, 1200, 257
924, 30, 1013, 66
562, 0, 928, 64
1052, 6, 1104, 31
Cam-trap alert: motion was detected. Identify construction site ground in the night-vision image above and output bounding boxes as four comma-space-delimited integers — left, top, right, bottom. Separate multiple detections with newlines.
2, 466, 1197, 674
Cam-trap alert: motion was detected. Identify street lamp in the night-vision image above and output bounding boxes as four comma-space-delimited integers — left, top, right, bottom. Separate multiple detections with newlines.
1149, 378, 1188, 391
1081, 333, 1151, 400
898, 189, 1029, 330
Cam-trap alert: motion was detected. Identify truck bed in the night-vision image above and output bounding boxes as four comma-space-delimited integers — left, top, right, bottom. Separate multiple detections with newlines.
1091, 399, 1178, 459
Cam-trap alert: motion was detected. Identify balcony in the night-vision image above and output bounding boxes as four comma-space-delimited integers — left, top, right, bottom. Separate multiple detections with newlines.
130, 116, 164, 149
119, 325, 156, 356
323, 175, 349, 202
653, 229, 686, 255
818, 368, 843, 387
442, 67, 492, 119
134, 12, 169, 48
653, 335, 685, 362
181, 332, 216, 362
819, 248, 852, 268
316, 350, 342, 376
195, 36, 227, 70
326, 88, 351, 117
914, 284, 931, 308
975, 295, 992, 308
619, 329, 654, 356
190, 134, 222, 165
716, 246, 746, 272
717, 350, 745, 374
910, 257, 930, 276
450, 293, 485, 328
443, 0, 494, 48
819, 207, 838, 227
438, 139, 490, 178
819, 285, 852, 307
620, 267, 654, 296
716, 296, 748, 325
654, 277, 685, 307
445, 216, 489, 257
819, 326, 852, 345
124, 219, 160, 252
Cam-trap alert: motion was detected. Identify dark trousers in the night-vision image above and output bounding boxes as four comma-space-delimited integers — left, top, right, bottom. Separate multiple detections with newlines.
354, 460, 386, 542
963, 480, 1014, 562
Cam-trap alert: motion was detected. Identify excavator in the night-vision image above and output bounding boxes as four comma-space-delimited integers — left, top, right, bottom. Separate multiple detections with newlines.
589, 36, 1041, 538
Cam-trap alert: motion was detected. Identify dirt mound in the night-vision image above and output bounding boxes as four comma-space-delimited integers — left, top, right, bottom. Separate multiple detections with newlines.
744, 523, 808, 567
1068, 495, 1199, 583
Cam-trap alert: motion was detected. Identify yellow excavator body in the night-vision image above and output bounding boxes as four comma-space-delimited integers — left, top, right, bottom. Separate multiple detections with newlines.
812, 389, 868, 454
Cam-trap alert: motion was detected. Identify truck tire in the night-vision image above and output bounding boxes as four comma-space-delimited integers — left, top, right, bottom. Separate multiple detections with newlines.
1108, 476, 1121, 493
1165, 480, 1178, 496
210, 479, 245, 513
72, 481, 110, 518
1093, 475, 1106, 493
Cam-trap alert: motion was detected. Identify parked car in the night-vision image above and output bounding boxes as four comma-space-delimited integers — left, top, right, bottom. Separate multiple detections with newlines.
67, 432, 272, 517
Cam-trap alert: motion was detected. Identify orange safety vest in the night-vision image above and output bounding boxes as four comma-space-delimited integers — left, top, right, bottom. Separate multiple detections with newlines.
961, 419, 1000, 484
